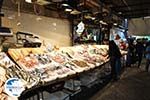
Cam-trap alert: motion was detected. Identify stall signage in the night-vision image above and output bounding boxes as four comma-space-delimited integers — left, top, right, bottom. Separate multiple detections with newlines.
4, 78, 25, 97
76, 21, 85, 35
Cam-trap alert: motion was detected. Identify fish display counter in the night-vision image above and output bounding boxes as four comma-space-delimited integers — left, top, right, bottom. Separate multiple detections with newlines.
0, 45, 110, 99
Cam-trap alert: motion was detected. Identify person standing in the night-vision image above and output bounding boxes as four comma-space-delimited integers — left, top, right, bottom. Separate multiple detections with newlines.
145, 42, 150, 72
136, 41, 144, 68
126, 39, 136, 67
108, 40, 122, 80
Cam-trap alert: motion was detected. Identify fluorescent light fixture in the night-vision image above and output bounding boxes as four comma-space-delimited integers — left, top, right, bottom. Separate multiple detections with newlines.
62, 3, 69, 7
25, 0, 32, 3
65, 8, 72, 12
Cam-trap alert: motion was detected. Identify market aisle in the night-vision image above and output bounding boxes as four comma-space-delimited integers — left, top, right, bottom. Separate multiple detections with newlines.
90, 65, 150, 100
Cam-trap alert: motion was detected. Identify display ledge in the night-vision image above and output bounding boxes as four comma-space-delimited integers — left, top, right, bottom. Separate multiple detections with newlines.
0, 45, 126, 99
74, 40, 97, 44
6, 45, 109, 98
19, 54, 124, 99
24, 59, 109, 88
34, 60, 109, 84
7, 52, 108, 85
19, 60, 109, 99
13, 55, 122, 99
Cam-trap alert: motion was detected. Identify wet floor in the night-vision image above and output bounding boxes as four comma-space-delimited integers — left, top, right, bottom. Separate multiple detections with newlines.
90, 62, 150, 100
24, 60, 150, 100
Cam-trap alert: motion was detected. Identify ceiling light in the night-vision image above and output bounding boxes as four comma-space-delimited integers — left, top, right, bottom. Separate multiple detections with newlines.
76, 21, 85, 34
52, 0, 63, 2
113, 23, 117, 26
84, 15, 92, 19
62, 3, 69, 7
118, 12, 122, 15
70, 10, 81, 15
91, 17, 95, 20
103, 22, 107, 25
99, 20, 103, 23
99, 20, 107, 25
65, 8, 72, 12
25, 0, 32, 3
36, 0, 51, 5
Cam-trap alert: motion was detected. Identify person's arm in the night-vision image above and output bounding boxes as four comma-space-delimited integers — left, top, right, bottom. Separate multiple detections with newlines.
145, 51, 150, 54
145, 47, 150, 54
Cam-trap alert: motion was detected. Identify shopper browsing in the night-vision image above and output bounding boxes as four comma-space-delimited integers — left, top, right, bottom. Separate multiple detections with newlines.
108, 40, 122, 81
126, 39, 137, 67
145, 42, 150, 72
136, 41, 144, 68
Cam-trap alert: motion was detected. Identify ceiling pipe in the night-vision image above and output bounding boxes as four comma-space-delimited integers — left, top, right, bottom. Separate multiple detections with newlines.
78, 0, 100, 9
112, 2, 150, 9
121, 0, 131, 10
0, 0, 4, 26
87, 0, 100, 8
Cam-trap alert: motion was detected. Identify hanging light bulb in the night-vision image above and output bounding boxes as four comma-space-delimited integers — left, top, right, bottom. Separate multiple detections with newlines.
25, 0, 32, 3
65, 8, 72, 12
113, 23, 118, 26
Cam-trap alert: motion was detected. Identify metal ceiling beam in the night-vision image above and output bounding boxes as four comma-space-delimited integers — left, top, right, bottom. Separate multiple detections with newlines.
112, 2, 150, 9
99, 0, 113, 5
122, 10, 149, 15
121, 9, 150, 14
115, 8, 150, 13
121, 0, 131, 10
124, 13, 150, 18
87, 0, 100, 8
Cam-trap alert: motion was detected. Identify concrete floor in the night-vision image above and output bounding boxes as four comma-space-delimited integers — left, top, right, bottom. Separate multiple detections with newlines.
90, 63, 150, 100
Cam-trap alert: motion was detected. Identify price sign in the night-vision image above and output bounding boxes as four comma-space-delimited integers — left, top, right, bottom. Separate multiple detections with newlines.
4, 78, 25, 97
76, 21, 85, 35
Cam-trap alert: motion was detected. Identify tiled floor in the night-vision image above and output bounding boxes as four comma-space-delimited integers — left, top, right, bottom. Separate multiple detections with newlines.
90, 61, 150, 100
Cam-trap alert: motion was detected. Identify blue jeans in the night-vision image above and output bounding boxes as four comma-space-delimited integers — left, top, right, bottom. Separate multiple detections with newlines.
110, 57, 121, 79
146, 59, 150, 72
116, 58, 121, 76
